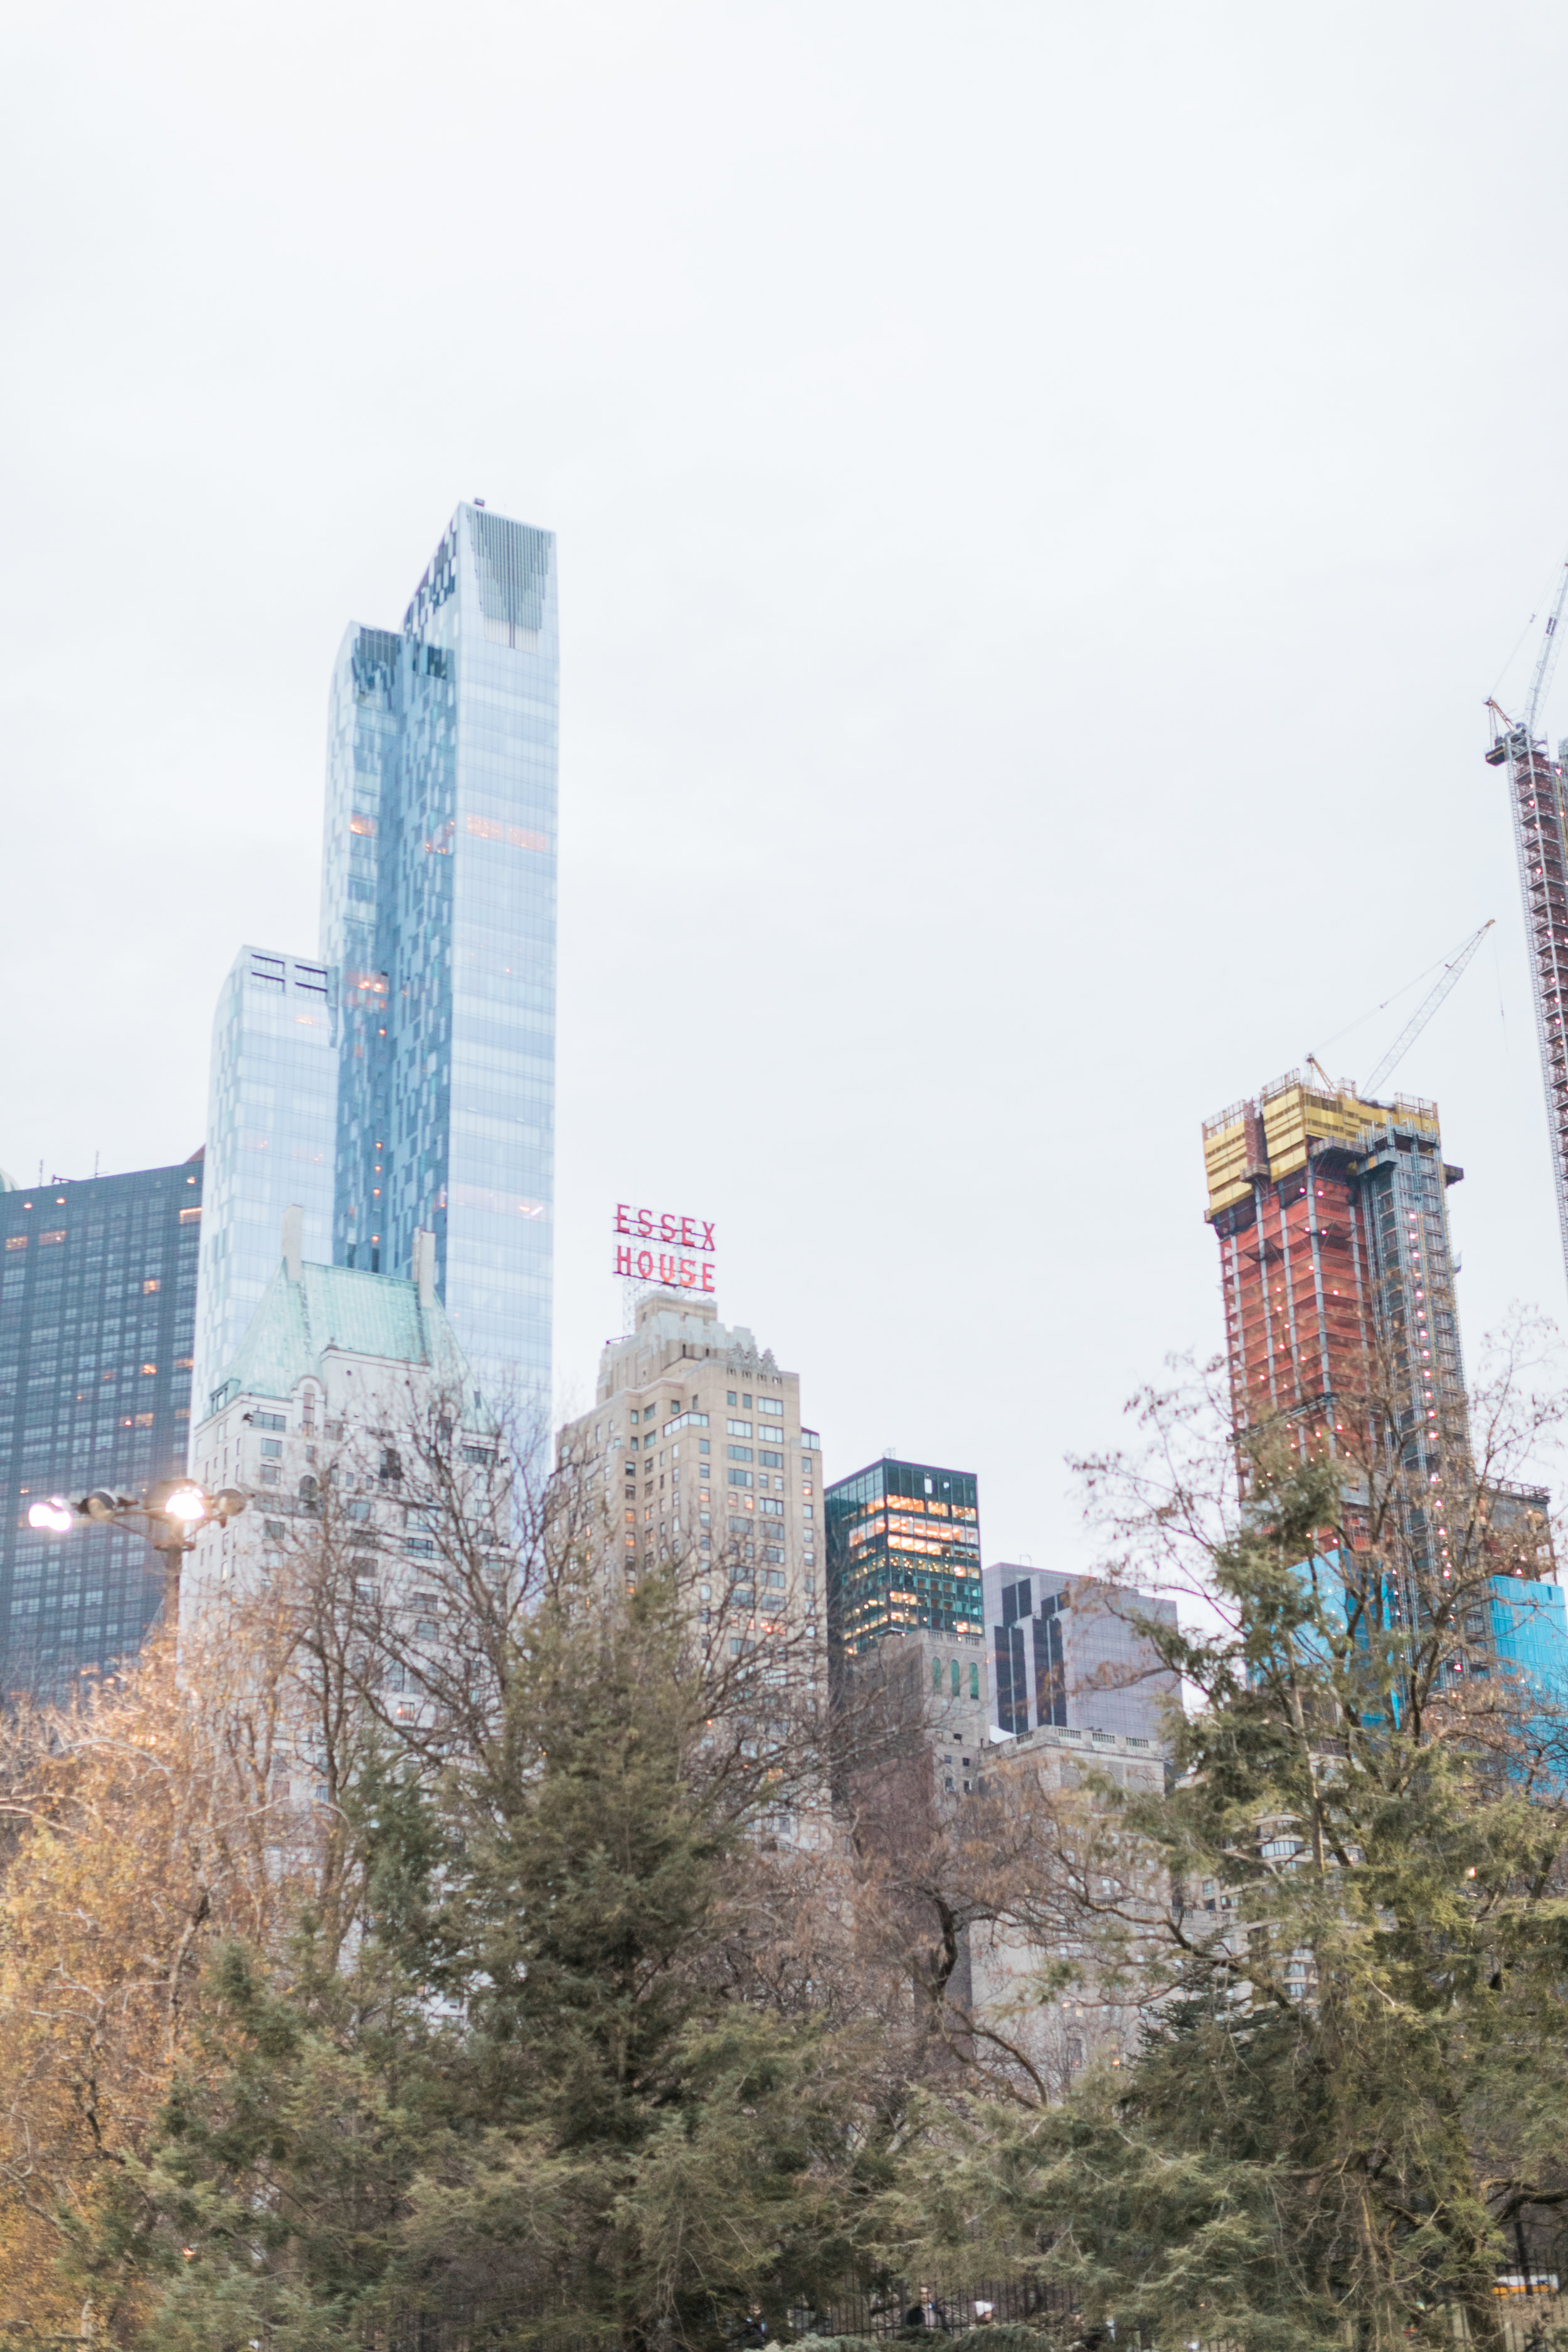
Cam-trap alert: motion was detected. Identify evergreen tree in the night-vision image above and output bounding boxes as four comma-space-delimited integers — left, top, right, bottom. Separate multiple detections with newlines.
882, 1389, 1568, 2352
120, 1562, 871, 2351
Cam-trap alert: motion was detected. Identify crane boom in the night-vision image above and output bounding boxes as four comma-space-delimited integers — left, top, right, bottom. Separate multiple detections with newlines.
1363, 921, 1495, 1096
1525, 558, 1568, 733
1485, 561, 1568, 1288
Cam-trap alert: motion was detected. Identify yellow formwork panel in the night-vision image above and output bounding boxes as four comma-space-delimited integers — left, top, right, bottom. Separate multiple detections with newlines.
1263, 1086, 1367, 1177
1202, 1117, 1254, 1214
1202, 1081, 1441, 1215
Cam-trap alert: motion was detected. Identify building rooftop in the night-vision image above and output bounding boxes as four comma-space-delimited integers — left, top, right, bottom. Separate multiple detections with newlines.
595, 1295, 786, 1396
207, 1257, 471, 1413
992, 1719, 1169, 1761
1202, 1071, 1443, 1216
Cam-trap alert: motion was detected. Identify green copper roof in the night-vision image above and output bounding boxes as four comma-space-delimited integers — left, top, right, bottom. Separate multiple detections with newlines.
213, 1259, 473, 1410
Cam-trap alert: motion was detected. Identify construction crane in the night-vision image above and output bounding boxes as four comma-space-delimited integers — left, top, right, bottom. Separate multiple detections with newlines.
1305, 924, 1492, 1102
1485, 553, 1568, 1285
1362, 921, 1495, 1097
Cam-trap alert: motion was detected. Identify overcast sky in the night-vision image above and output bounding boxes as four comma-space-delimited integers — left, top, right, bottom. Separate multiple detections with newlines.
6, 1, 1568, 1571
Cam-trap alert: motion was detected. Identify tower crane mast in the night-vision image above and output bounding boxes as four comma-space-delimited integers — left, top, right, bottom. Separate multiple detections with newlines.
1486, 553, 1568, 1286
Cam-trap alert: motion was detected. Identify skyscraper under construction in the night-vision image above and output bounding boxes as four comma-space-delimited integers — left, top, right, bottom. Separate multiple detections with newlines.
1201, 1070, 1558, 1693
1202, 1074, 1466, 1484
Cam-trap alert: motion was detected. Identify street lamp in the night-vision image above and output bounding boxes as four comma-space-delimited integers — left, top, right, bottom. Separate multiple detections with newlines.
27, 1478, 247, 1607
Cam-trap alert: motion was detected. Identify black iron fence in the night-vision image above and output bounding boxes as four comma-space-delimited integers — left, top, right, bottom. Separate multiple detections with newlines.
364, 2270, 1568, 2352
366, 2279, 1072, 2352
814, 2275, 1074, 2340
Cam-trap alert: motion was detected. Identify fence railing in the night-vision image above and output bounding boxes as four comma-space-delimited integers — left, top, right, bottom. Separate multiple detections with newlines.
365, 2274, 1568, 2352
367, 2278, 1071, 2352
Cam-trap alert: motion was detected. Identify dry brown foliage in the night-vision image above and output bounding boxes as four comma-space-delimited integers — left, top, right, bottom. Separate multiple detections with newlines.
0, 1577, 367, 2338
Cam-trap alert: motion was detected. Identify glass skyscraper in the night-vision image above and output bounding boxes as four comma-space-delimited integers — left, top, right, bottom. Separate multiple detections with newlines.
321, 503, 558, 1416
0, 1158, 203, 1695
195, 502, 558, 1422
189, 946, 338, 1417
825, 1456, 983, 1658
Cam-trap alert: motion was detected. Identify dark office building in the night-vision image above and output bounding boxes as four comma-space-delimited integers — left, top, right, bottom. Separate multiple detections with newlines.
0, 1154, 203, 1695
983, 1562, 1180, 1743
825, 1455, 982, 1658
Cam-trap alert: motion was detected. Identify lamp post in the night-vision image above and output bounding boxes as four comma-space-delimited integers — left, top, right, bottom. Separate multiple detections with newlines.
27, 1478, 247, 1611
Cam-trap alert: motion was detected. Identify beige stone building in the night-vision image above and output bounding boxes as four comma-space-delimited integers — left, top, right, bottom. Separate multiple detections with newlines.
555, 1291, 824, 1678
968, 1719, 1169, 2092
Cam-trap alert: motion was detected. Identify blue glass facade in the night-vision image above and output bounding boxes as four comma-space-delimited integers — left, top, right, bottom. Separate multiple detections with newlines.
1488, 1574, 1568, 1739
0, 1158, 203, 1695
321, 505, 558, 1416
190, 947, 339, 1418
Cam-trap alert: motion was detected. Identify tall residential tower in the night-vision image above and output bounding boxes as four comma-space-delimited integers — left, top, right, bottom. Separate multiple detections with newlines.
323, 506, 558, 1417
194, 504, 559, 1423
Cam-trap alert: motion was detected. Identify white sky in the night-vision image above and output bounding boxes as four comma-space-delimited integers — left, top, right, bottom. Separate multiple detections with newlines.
6, 1, 1568, 1572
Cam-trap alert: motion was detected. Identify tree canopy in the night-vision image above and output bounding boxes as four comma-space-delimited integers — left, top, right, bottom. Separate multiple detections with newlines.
4, 1361, 1568, 2352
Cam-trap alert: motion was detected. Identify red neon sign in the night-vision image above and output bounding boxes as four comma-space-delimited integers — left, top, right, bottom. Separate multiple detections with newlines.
613, 1204, 716, 1292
